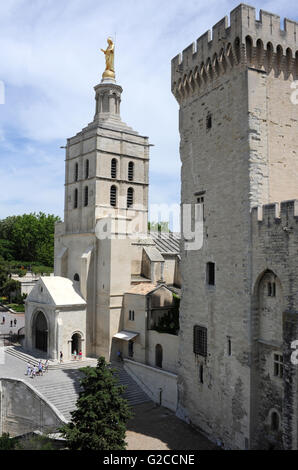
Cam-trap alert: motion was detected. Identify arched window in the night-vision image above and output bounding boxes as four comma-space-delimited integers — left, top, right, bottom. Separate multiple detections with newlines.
111, 158, 117, 179
128, 162, 134, 181
84, 186, 88, 207
74, 188, 78, 209
127, 187, 134, 208
74, 273, 80, 282
74, 162, 79, 182
85, 159, 89, 179
155, 344, 163, 368
110, 185, 117, 207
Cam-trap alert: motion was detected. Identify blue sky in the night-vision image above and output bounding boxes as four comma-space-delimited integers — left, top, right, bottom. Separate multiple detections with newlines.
0, 0, 297, 219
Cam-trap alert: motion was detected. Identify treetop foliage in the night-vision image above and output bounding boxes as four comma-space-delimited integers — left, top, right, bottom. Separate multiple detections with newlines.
0, 212, 61, 267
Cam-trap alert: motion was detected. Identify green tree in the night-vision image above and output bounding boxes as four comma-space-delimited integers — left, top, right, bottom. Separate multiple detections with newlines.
1, 279, 21, 302
0, 212, 61, 266
0, 256, 8, 288
60, 357, 132, 450
0, 433, 15, 450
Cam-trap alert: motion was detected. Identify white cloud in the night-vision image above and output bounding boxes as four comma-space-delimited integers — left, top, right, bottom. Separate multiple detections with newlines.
0, 0, 296, 217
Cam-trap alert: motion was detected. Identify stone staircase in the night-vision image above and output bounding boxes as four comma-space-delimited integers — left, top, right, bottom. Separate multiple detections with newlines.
32, 364, 151, 421
4, 346, 151, 421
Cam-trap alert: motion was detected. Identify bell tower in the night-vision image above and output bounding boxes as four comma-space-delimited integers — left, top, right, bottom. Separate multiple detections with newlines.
55, 40, 150, 358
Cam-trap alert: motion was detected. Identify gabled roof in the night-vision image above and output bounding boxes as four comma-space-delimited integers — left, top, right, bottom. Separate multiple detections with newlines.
149, 232, 180, 255
28, 276, 86, 307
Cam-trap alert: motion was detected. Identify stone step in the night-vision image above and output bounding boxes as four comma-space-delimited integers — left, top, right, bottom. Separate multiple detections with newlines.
5, 346, 97, 369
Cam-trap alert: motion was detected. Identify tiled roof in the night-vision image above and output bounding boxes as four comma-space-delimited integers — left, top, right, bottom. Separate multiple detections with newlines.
127, 283, 157, 295
149, 232, 180, 255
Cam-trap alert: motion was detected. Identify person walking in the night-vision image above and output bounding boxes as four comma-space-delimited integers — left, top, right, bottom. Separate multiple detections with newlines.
60, 351, 63, 363
79, 350, 82, 360
44, 360, 49, 373
26, 362, 31, 376
38, 360, 43, 376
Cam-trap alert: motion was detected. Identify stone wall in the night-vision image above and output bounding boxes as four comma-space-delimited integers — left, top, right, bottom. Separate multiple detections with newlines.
0, 378, 66, 437
124, 359, 178, 412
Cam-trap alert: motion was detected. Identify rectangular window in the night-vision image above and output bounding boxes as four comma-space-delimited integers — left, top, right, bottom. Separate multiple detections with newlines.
273, 354, 283, 378
206, 113, 212, 130
129, 310, 135, 321
193, 325, 207, 357
197, 196, 205, 220
268, 282, 276, 297
206, 262, 215, 286
199, 364, 204, 384
227, 337, 232, 356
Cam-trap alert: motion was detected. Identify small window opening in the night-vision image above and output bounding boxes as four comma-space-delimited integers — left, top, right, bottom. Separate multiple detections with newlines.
271, 412, 279, 432
74, 188, 78, 209
206, 114, 212, 130
268, 282, 276, 297
74, 163, 79, 182
111, 159, 117, 179
127, 187, 134, 208
274, 354, 283, 378
84, 186, 88, 207
206, 262, 215, 286
128, 162, 134, 181
199, 364, 204, 383
228, 337, 232, 356
110, 185, 117, 207
85, 159, 89, 179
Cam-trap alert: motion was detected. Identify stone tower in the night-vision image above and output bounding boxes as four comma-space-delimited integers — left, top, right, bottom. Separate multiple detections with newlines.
171, 4, 298, 449
55, 57, 150, 359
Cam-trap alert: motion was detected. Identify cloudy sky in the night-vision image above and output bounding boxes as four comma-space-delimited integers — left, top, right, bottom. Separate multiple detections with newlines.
0, 0, 296, 220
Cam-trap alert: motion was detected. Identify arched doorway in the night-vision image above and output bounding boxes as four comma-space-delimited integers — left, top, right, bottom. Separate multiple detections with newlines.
34, 311, 48, 353
71, 332, 82, 355
155, 344, 163, 368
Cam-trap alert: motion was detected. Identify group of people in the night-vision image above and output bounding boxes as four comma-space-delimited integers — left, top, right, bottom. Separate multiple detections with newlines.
26, 360, 48, 378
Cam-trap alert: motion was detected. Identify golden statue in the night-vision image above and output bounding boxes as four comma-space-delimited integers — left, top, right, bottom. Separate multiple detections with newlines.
101, 37, 115, 80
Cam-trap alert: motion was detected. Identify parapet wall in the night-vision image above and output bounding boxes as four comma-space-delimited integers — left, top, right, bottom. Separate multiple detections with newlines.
172, 4, 298, 102
251, 199, 298, 227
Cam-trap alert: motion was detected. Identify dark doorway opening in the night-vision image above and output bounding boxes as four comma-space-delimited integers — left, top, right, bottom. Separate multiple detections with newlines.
71, 333, 82, 354
155, 344, 163, 368
35, 311, 48, 353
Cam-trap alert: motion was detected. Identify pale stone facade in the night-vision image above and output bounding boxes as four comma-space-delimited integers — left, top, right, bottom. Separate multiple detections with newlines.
171, 4, 298, 450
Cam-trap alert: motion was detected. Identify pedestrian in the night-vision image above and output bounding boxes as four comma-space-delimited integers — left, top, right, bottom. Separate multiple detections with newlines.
2, 316, 5, 324
38, 360, 43, 376
26, 362, 31, 376
14, 318, 17, 326
60, 351, 63, 363
79, 350, 82, 360
73, 350, 77, 360
44, 360, 49, 372
117, 350, 123, 362
31, 366, 36, 379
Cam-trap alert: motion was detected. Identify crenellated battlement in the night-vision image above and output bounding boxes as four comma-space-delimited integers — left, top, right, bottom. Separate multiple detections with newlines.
251, 200, 298, 227
172, 4, 298, 103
